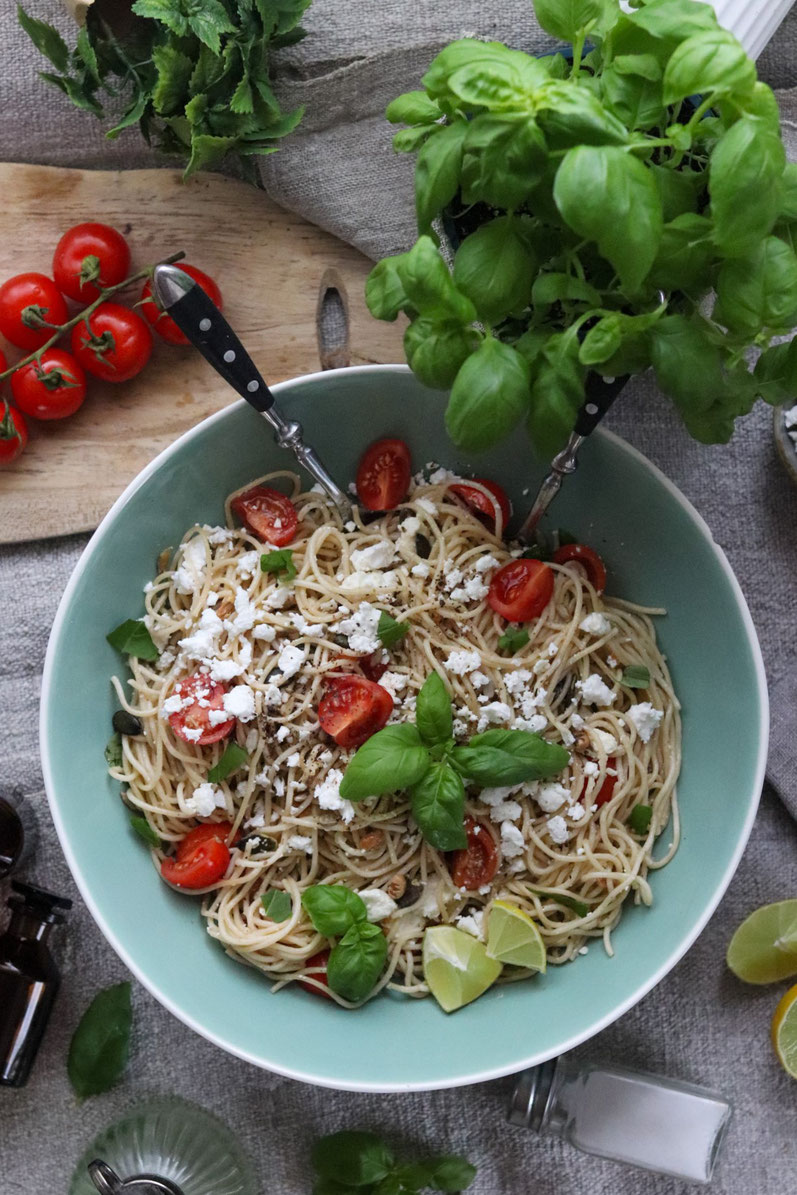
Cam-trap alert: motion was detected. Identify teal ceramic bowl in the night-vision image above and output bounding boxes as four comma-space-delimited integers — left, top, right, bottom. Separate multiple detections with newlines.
41, 365, 767, 1092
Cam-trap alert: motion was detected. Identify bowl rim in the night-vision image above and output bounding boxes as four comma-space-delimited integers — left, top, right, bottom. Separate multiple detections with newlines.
40, 362, 769, 1093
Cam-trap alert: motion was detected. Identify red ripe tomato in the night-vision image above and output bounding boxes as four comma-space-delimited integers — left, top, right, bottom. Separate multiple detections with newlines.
591, 759, 618, 808
488, 558, 554, 622
450, 478, 512, 533
11, 349, 87, 420
52, 222, 131, 303
356, 437, 411, 511
449, 817, 499, 890
298, 950, 333, 999
71, 302, 152, 383
553, 543, 607, 594
0, 273, 68, 350
230, 484, 298, 546
0, 401, 28, 466
167, 674, 236, 745
359, 651, 389, 683
141, 264, 223, 345
160, 821, 232, 889
318, 674, 393, 748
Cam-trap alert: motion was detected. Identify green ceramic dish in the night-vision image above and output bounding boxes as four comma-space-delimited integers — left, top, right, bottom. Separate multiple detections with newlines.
41, 365, 767, 1092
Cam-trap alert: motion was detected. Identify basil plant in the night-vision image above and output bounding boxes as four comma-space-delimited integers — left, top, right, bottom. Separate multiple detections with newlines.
366, 0, 797, 458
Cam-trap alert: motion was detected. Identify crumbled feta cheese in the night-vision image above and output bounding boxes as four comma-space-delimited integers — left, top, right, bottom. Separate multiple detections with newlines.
359, 888, 398, 922
203, 525, 235, 545
229, 586, 258, 632
446, 649, 481, 676
245, 728, 258, 752
505, 669, 532, 696
351, 541, 396, 571
463, 575, 489, 601
429, 467, 457, 484
411, 561, 431, 578
547, 815, 570, 844
278, 644, 306, 679
593, 728, 618, 754
470, 671, 489, 689
500, 821, 526, 858
173, 538, 207, 595
208, 708, 231, 727
421, 880, 443, 917
481, 700, 513, 725
570, 713, 585, 730
338, 601, 382, 654
287, 834, 313, 854
444, 567, 463, 591
185, 783, 221, 816
285, 752, 301, 767
264, 684, 283, 707
488, 799, 522, 823
416, 496, 437, 515
579, 612, 612, 636
237, 550, 260, 577
162, 691, 191, 716
266, 586, 293, 609
578, 674, 616, 706
452, 718, 468, 737
401, 516, 421, 534
514, 714, 547, 734
567, 803, 585, 820
253, 623, 276, 642
157, 650, 176, 670
181, 726, 202, 741
475, 554, 498, 574
627, 702, 663, 742
341, 570, 398, 593
178, 607, 224, 663
547, 642, 559, 657
276, 726, 291, 742
378, 671, 407, 700
456, 910, 485, 939
314, 768, 354, 823
583, 760, 599, 776
537, 783, 569, 813
223, 685, 256, 722
209, 658, 241, 682
607, 654, 618, 668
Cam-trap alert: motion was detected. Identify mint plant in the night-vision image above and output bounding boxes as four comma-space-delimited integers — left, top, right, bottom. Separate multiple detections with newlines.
366, 0, 797, 457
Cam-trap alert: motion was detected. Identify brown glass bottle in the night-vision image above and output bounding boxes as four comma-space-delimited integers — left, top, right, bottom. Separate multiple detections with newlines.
0, 881, 71, 1087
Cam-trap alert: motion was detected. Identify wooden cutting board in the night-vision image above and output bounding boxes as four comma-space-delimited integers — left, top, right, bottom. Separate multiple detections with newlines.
0, 163, 406, 544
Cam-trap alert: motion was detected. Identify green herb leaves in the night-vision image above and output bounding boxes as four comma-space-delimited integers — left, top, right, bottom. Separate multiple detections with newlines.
498, 627, 530, 655
377, 610, 409, 649
339, 724, 431, 803
130, 815, 161, 848
67, 982, 133, 1099
445, 338, 531, 452
106, 619, 158, 660
20, 0, 308, 179
629, 804, 653, 835
207, 742, 248, 784
261, 548, 297, 583
301, 887, 387, 1002
410, 762, 467, 851
415, 670, 453, 747
261, 889, 292, 922
621, 664, 651, 689
451, 729, 571, 787
310, 1129, 477, 1195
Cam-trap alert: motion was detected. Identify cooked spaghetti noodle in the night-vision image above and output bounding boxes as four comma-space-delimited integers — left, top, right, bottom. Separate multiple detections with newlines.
109, 469, 681, 1006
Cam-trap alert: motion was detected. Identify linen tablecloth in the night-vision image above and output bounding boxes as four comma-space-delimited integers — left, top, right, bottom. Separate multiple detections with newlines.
2, 3, 797, 1192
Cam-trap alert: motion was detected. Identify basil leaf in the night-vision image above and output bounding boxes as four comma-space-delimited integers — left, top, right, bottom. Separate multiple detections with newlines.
498, 627, 529, 655
754, 340, 797, 406
106, 618, 158, 660
386, 89, 441, 125
533, 0, 604, 42
327, 921, 388, 1002
629, 804, 653, 834
578, 315, 624, 367
312, 1130, 395, 1186
261, 548, 296, 583
779, 162, 797, 222
621, 664, 650, 689
452, 729, 570, 786
105, 732, 123, 769
302, 885, 368, 937
531, 273, 602, 309
648, 213, 714, 294
404, 318, 478, 391
453, 216, 535, 326
17, 7, 70, 71
554, 145, 663, 293
393, 125, 437, 153
410, 761, 466, 850
536, 84, 628, 149
130, 815, 160, 848
67, 982, 132, 1099
709, 116, 785, 258
446, 338, 531, 453
663, 30, 755, 106
377, 610, 410, 649
614, 53, 662, 82
415, 671, 453, 747
402, 1156, 478, 1192
365, 253, 410, 322
619, 0, 718, 51
461, 112, 548, 210
339, 724, 431, 802
414, 119, 467, 234
207, 742, 248, 784
715, 237, 797, 336
261, 889, 292, 922
534, 889, 590, 918
601, 66, 665, 132
397, 236, 476, 324
649, 315, 726, 415
528, 333, 585, 458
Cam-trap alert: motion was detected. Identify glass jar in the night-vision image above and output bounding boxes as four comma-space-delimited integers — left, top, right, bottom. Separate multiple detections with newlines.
0, 791, 38, 877
508, 1056, 732, 1184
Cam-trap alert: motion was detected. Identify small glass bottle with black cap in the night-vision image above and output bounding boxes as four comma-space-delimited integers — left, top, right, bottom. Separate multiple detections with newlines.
0, 880, 72, 1087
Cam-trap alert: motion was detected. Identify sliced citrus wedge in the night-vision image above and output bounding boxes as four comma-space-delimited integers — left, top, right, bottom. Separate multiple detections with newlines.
727, 900, 797, 985
486, 900, 547, 972
422, 926, 502, 1013
772, 983, 797, 1078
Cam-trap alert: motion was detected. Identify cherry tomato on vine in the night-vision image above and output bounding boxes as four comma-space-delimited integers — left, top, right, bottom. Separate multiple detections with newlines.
449, 817, 499, 890
0, 400, 27, 466
230, 484, 298, 546
141, 264, 223, 345
318, 674, 394, 748
0, 273, 68, 351
160, 821, 233, 889
450, 478, 512, 533
553, 543, 607, 593
11, 349, 87, 420
52, 222, 131, 303
488, 558, 554, 622
71, 301, 152, 383
356, 437, 411, 511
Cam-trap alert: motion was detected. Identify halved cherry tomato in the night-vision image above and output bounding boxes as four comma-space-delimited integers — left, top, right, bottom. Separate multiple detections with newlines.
449, 817, 500, 890
592, 759, 618, 807
553, 543, 607, 594
71, 301, 152, 383
167, 674, 236, 745
450, 478, 512, 533
356, 437, 411, 511
488, 558, 554, 622
141, 264, 223, 345
299, 950, 333, 999
318, 674, 393, 748
11, 348, 87, 420
0, 400, 27, 466
360, 651, 389, 682
0, 273, 68, 350
230, 484, 298, 546
53, 222, 131, 303
161, 821, 232, 889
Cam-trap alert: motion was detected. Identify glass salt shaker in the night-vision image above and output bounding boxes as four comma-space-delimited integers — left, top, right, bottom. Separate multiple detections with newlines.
69, 1096, 258, 1195
508, 1056, 732, 1184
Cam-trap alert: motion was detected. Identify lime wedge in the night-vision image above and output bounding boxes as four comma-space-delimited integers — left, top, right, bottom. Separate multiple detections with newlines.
727, 900, 797, 985
772, 983, 797, 1078
486, 900, 547, 972
422, 926, 502, 1013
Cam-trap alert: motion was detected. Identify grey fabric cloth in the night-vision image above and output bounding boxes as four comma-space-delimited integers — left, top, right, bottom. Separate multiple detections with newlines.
3, 2, 797, 1193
